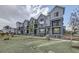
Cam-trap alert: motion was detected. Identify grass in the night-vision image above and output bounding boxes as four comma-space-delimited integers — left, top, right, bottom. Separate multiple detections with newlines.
0, 35, 79, 53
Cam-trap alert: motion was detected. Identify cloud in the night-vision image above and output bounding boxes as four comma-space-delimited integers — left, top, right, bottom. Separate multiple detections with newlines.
29, 5, 49, 19
0, 18, 10, 29
41, 7, 49, 15
0, 5, 49, 30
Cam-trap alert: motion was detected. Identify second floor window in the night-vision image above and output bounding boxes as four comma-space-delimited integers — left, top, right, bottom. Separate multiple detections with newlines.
27, 26, 29, 29
54, 12, 59, 17
54, 21, 59, 26
39, 19, 44, 24
34, 24, 37, 28
52, 20, 60, 26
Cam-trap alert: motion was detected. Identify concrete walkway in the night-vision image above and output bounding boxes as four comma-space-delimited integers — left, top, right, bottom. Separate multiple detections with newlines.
37, 40, 64, 47
37, 39, 79, 47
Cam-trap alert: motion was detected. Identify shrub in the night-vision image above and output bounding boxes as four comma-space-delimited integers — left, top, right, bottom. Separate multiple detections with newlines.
46, 34, 50, 40
4, 37, 9, 40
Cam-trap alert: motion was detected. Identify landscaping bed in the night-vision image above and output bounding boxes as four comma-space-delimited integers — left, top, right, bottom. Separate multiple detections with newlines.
72, 45, 79, 49
63, 35, 79, 41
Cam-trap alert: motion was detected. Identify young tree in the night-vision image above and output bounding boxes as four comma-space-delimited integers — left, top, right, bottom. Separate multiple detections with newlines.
69, 7, 79, 50
70, 11, 79, 35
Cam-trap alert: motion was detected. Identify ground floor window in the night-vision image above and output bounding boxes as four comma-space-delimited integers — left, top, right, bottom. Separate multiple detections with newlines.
39, 28, 45, 33
52, 27, 61, 34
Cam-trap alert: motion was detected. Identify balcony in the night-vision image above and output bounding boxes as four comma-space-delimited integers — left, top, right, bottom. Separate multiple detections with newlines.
52, 20, 61, 27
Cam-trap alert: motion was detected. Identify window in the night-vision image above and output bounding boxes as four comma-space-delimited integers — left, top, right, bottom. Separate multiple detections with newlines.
52, 28, 60, 34
40, 19, 43, 21
54, 12, 59, 17
39, 19, 44, 24
40, 29, 45, 33
34, 24, 37, 28
52, 20, 60, 26
27, 26, 29, 30
54, 21, 59, 26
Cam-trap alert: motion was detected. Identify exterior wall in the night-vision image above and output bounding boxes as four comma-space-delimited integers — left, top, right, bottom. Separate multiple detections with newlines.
29, 18, 38, 35
49, 6, 65, 37
23, 20, 29, 35
33, 20, 38, 35
49, 6, 64, 20
45, 15, 51, 35
37, 14, 46, 36
46, 15, 51, 26
16, 22, 24, 34
12, 5, 65, 38
29, 18, 34, 35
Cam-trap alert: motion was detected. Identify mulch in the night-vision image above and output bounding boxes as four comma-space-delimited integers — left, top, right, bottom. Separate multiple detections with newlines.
63, 35, 79, 41
72, 45, 79, 49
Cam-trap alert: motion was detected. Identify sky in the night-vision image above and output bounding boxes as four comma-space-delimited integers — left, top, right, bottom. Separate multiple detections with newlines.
0, 5, 78, 30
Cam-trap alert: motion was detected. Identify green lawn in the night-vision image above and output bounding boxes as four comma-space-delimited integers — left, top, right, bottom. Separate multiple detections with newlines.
0, 35, 79, 53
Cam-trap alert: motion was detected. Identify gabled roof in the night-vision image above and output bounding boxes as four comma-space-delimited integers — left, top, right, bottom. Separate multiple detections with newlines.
16, 22, 22, 24
23, 19, 29, 23
30, 17, 35, 20
48, 5, 65, 14
30, 17, 37, 21
37, 14, 47, 20
54, 5, 64, 9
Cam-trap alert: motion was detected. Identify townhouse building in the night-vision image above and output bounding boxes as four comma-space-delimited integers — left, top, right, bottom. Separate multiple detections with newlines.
49, 6, 65, 37
16, 22, 24, 34
23, 20, 30, 35
37, 14, 47, 36
2, 5, 65, 38
15, 5, 65, 37
29, 17, 38, 35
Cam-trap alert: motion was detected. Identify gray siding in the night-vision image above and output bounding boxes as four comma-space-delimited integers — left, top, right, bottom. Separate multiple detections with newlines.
49, 6, 64, 37
37, 14, 46, 36
14, 6, 65, 37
